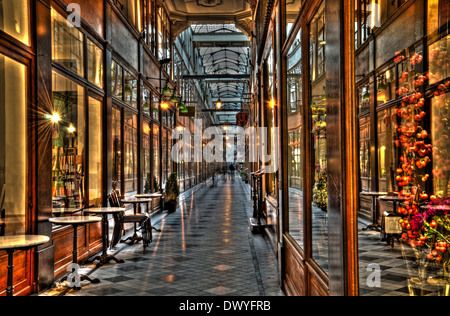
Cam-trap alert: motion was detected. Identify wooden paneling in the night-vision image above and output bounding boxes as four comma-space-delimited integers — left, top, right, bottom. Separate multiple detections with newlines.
283, 236, 306, 296
52, 222, 102, 279
307, 261, 329, 296
0, 250, 33, 296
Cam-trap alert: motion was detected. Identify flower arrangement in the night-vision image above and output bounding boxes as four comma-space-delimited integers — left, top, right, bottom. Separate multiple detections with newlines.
393, 45, 450, 280
313, 163, 327, 211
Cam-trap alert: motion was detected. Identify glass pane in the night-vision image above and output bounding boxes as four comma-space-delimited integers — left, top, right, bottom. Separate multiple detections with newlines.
124, 71, 138, 108
359, 116, 371, 192
112, 61, 123, 99
143, 121, 151, 193
0, 54, 27, 235
52, 72, 85, 209
358, 84, 370, 114
143, 88, 151, 116
286, 0, 302, 39
0, 0, 30, 45
88, 97, 102, 207
287, 28, 304, 248
162, 129, 167, 188
124, 111, 138, 195
51, 8, 84, 77
112, 108, 121, 190
310, 2, 328, 273
87, 40, 104, 89
153, 124, 160, 192
152, 95, 160, 121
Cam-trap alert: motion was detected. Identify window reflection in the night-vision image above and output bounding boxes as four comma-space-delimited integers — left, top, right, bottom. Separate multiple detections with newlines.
153, 125, 160, 192
0, 54, 27, 235
52, 72, 85, 209
124, 111, 138, 195
51, 8, 84, 77
88, 97, 103, 207
0, 0, 30, 46
310, 2, 328, 272
87, 40, 104, 89
287, 28, 304, 248
143, 121, 152, 193
112, 108, 121, 190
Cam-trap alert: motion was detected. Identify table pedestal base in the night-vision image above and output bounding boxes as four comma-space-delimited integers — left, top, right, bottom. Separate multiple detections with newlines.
93, 253, 125, 267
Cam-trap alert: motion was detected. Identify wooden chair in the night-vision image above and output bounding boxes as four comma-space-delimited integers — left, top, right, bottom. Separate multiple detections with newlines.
108, 190, 152, 250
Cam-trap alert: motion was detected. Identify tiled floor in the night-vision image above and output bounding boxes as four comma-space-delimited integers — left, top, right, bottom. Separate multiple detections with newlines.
40, 177, 285, 297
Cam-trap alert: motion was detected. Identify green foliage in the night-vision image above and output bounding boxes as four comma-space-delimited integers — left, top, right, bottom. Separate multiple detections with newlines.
165, 172, 180, 202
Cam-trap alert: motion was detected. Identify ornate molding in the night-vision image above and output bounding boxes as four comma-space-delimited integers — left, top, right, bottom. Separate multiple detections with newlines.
171, 20, 190, 42
246, 0, 257, 12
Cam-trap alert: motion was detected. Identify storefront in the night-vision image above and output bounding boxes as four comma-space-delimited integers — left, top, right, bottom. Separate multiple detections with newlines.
0, 0, 213, 296
250, 0, 449, 296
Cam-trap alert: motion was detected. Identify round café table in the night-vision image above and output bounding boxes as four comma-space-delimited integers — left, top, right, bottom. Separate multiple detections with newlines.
49, 216, 102, 289
84, 207, 126, 267
120, 198, 153, 244
0, 235, 50, 296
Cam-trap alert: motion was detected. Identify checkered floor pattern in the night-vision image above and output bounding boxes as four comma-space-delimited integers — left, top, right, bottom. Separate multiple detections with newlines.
40, 177, 284, 297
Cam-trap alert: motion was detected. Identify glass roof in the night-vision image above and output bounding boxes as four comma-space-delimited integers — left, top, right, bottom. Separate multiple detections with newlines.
191, 24, 250, 124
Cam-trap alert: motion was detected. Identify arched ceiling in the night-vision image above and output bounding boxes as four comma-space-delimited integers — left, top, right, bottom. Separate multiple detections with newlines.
190, 24, 251, 125
167, 0, 254, 126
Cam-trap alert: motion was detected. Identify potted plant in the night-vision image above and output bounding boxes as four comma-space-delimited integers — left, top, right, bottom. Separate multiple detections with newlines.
164, 172, 180, 213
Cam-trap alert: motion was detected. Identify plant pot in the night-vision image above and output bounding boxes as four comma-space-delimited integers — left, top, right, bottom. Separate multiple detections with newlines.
165, 198, 179, 213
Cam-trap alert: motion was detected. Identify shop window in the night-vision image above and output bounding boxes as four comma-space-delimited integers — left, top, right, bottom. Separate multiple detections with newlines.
152, 95, 160, 121
310, 8, 325, 82
427, 0, 449, 36
52, 72, 85, 208
286, 0, 302, 40
143, 121, 152, 192
88, 97, 103, 207
143, 0, 156, 53
359, 116, 371, 192
51, 8, 84, 77
286, 25, 304, 251
265, 38, 277, 197
124, 111, 138, 195
113, 0, 142, 32
309, 1, 328, 273
428, 36, 449, 86
143, 87, 151, 116
112, 108, 122, 190
376, 108, 397, 193
0, 54, 27, 235
112, 60, 123, 99
0, 0, 30, 46
124, 71, 138, 108
431, 90, 450, 197
358, 84, 370, 114
376, 66, 395, 106
153, 124, 160, 191
87, 40, 104, 89
162, 129, 168, 187
157, 7, 171, 74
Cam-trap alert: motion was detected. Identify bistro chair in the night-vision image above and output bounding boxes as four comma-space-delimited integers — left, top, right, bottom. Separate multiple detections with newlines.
108, 190, 152, 250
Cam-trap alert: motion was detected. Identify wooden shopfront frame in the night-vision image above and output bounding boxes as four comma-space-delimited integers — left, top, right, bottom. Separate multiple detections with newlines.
279, 0, 358, 296
0, 1, 39, 295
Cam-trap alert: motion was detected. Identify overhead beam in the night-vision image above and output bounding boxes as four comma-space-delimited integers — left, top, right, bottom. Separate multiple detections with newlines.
182, 74, 250, 80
